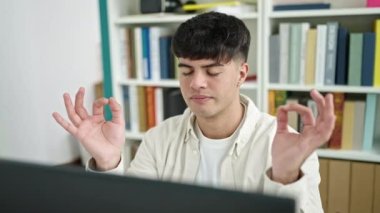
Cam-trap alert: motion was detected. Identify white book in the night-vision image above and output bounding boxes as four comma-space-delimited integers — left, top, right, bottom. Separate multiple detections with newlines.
155, 87, 164, 124
324, 22, 339, 85
279, 23, 290, 84
133, 27, 143, 80
299, 22, 310, 85
129, 85, 139, 133
119, 28, 127, 80
315, 24, 327, 86
149, 27, 171, 81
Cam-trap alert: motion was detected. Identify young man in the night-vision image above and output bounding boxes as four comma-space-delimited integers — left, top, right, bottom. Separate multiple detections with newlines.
53, 12, 335, 212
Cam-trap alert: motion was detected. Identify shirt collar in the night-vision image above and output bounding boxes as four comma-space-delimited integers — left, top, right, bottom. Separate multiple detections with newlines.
184, 94, 261, 157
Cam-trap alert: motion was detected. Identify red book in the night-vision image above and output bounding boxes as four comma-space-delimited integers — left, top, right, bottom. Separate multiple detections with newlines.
145, 86, 156, 129
328, 93, 345, 149
367, 0, 380, 7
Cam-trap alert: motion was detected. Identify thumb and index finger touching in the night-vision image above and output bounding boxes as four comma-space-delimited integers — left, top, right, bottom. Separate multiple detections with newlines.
275, 89, 334, 134
53, 87, 124, 131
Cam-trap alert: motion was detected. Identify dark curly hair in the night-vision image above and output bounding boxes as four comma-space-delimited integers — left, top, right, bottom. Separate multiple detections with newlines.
172, 12, 251, 63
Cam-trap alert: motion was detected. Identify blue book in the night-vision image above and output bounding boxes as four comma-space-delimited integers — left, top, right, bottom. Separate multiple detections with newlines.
361, 32, 376, 86
159, 36, 170, 79
167, 37, 175, 79
335, 27, 349, 85
142, 27, 151, 79
362, 94, 377, 151
273, 3, 330, 11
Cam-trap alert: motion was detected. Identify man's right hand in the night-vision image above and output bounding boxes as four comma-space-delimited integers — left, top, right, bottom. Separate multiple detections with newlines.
52, 87, 125, 171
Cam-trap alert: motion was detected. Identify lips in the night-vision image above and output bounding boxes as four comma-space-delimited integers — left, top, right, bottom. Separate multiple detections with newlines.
190, 95, 212, 104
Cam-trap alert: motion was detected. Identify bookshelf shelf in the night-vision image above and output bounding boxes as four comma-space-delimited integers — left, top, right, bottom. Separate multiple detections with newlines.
120, 79, 258, 89
125, 131, 144, 140
120, 79, 180, 87
115, 12, 259, 25
317, 149, 380, 163
270, 8, 380, 18
268, 84, 380, 94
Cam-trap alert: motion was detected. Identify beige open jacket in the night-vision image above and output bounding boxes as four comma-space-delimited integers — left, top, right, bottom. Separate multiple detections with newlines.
87, 95, 323, 213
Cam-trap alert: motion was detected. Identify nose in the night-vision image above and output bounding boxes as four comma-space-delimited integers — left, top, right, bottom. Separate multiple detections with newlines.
189, 71, 207, 90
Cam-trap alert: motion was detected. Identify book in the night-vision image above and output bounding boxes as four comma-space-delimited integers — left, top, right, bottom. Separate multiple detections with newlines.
288, 23, 302, 84
363, 94, 377, 151
155, 88, 164, 124
273, 3, 330, 11
335, 27, 349, 85
324, 22, 339, 85
133, 27, 143, 80
373, 20, 380, 87
299, 23, 311, 85
328, 93, 345, 149
150, 27, 171, 81
361, 32, 376, 86
141, 27, 151, 80
145, 86, 156, 129
129, 86, 140, 133
125, 28, 136, 79
137, 86, 148, 132
305, 29, 317, 85
118, 29, 127, 80
269, 34, 280, 83
350, 162, 375, 213
348, 33, 363, 86
315, 24, 327, 86
341, 101, 355, 150
279, 23, 290, 84
268, 90, 276, 116
159, 36, 172, 79
327, 160, 350, 213
367, 0, 380, 7
122, 86, 131, 130
352, 101, 366, 150
329, 0, 366, 8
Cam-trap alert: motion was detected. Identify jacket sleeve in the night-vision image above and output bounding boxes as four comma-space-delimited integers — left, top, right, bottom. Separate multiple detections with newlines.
263, 152, 323, 213
85, 133, 158, 179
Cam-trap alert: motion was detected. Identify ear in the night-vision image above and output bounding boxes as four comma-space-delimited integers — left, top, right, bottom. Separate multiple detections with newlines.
238, 62, 249, 85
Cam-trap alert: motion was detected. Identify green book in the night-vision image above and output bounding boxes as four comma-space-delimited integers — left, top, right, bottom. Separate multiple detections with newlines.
348, 33, 363, 86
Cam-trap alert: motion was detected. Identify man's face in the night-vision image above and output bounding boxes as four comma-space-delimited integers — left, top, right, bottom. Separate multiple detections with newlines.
178, 57, 248, 120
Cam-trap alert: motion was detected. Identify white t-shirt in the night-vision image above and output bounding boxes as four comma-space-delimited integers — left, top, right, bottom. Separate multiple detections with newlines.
194, 121, 240, 187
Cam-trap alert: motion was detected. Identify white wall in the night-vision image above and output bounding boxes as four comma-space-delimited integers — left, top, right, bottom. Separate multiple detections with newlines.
0, 0, 101, 165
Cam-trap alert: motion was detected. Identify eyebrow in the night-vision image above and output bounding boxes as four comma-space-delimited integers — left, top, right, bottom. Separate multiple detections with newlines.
178, 62, 224, 69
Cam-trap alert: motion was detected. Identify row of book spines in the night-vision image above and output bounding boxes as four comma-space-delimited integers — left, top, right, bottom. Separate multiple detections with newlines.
122, 86, 187, 133
268, 91, 380, 150
122, 27, 179, 81
272, 0, 380, 10
319, 159, 380, 213
269, 19, 380, 87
